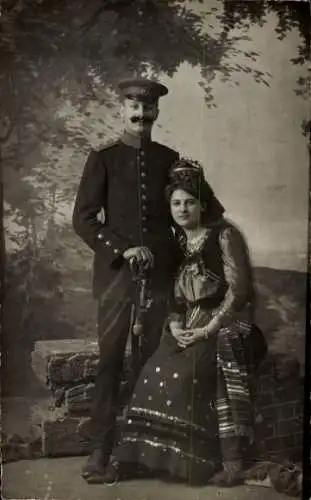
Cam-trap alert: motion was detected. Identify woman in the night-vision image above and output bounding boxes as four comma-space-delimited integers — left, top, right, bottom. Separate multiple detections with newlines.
101, 158, 266, 486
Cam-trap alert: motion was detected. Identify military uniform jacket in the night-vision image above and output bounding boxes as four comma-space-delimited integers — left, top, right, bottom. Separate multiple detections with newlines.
72, 131, 179, 298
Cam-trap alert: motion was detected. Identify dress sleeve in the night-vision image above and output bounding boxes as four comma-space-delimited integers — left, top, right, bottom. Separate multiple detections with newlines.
72, 150, 130, 266
166, 277, 187, 325
207, 225, 254, 333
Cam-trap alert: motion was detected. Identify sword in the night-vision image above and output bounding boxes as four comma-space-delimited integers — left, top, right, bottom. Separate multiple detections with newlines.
129, 258, 152, 378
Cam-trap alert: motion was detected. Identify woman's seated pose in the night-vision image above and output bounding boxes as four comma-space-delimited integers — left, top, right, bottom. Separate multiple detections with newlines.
100, 158, 266, 487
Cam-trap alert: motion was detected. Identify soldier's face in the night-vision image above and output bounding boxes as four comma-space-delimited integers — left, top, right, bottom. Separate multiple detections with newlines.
170, 189, 203, 230
122, 98, 159, 136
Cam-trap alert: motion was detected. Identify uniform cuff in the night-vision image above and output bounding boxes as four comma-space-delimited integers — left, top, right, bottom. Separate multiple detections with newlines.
97, 232, 122, 254
96, 231, 128, 268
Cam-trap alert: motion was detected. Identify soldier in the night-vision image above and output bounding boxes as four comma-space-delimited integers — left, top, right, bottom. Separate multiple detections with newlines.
72, 79, 180, 482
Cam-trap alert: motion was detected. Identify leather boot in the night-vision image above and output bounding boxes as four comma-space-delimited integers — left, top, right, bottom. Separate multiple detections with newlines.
81, 448, 108, 483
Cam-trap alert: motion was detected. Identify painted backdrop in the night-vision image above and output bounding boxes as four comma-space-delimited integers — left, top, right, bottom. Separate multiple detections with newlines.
1, 0, 309, 394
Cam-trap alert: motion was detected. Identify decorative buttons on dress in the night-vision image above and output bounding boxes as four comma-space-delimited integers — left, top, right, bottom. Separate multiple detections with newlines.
173, 373, 179, 379
144, 378, 148, 384
227, 361, 232, 368
128, 419, 132, 424
105, 240, 111, 247
97, 233, 104, 240
113, 248, 119, 254
148, 395, 152, 401
155, 367, 160, 373
166, 400, 172, 407
159, 382, 164, 388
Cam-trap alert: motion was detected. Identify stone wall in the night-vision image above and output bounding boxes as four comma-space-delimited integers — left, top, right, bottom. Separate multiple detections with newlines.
254, 355, 304, 463
30, 340, 304, 461
1, 337, 304, 463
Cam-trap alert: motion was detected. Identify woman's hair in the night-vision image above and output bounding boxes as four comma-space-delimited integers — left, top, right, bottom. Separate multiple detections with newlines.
165, 158, 225, 223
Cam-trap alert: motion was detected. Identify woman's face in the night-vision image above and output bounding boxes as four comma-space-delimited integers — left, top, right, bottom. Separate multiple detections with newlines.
170, 189, 202, 230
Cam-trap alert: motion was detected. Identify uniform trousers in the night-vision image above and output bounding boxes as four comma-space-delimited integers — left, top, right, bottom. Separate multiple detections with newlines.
89, 266, 168, 455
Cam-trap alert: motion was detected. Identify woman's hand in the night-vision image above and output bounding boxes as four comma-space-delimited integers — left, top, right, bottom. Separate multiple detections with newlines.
170, 322, 208, 348
176, 327, 207, 348
169, 322, 186, 343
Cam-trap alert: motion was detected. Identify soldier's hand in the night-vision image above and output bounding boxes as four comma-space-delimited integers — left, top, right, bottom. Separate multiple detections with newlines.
123, 246, 154, 270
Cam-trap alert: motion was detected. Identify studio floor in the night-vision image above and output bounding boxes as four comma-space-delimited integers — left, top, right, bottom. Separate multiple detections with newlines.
3, 456, 293, 500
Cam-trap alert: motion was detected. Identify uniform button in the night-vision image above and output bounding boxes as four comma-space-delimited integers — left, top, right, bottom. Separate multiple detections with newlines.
142, 228, 147, 233
141, 194, 147, 200
140, 161, 145, 167
140, 150, 145, 157
142, 215, 147, 221
141, 172, 146, 178
105, 240, 111, 247
141, 183, 146, 189
113, 248, 119, 254
142, 204, 147, 211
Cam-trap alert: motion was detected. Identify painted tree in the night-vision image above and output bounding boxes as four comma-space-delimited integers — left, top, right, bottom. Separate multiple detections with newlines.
0, 0, 309, 391
1, 0, 308, 215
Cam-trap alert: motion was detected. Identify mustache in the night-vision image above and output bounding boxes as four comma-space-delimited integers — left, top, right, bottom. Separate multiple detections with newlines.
131, 116, 154, 124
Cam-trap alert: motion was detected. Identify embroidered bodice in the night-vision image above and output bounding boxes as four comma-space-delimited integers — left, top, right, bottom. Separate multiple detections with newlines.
170, 220, 255, 330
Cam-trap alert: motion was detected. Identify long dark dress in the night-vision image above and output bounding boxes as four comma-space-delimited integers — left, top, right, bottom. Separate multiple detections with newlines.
112, 219, 259, 483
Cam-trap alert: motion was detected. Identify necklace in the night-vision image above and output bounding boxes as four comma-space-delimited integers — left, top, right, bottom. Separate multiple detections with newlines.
186, 228, 209, 254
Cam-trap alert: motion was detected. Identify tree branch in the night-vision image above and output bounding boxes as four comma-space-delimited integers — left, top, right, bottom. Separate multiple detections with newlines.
0, 116, 16, 144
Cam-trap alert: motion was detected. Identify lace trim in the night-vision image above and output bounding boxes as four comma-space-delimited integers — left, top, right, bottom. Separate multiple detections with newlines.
121, 436, 214, 464
129, 406, 208, 433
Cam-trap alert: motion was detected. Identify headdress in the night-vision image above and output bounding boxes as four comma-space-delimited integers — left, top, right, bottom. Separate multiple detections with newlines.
167, 157, 225, 221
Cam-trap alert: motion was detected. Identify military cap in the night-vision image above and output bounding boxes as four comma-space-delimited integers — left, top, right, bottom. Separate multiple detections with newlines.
118, 79, 168, 102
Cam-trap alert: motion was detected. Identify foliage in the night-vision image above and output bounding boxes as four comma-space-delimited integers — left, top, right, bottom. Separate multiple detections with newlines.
222, 1, 310, 137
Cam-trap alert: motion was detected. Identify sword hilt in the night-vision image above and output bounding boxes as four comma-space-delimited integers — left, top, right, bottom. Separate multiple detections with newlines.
132, 323, 143, 336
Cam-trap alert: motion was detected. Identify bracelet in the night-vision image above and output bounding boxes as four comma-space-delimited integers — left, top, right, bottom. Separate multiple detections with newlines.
203, 327, 210, 339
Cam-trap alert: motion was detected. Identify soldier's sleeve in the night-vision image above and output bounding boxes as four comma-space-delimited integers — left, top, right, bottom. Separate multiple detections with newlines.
72, 149, 130, 265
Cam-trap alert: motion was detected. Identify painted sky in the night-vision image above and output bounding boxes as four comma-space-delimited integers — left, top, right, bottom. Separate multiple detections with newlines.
151, 7, 309, 272
4, 2, 309, 273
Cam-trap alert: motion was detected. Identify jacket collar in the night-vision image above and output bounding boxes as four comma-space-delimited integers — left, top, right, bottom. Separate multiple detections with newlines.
120, 130, 152, 149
